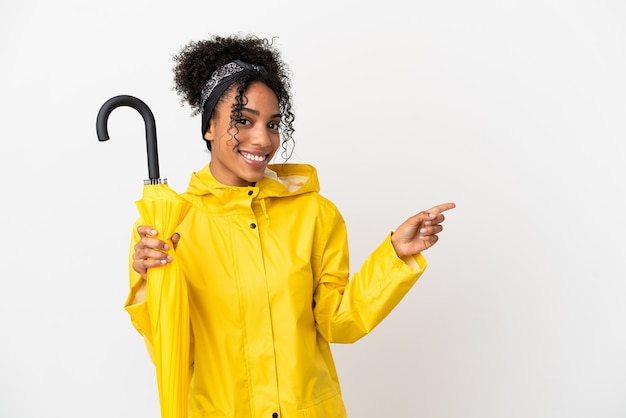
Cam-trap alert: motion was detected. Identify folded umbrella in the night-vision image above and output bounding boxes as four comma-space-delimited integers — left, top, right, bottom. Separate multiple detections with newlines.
97, 95, 191, 418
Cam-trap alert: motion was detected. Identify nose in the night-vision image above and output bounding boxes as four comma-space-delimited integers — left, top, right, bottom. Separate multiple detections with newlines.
249, 123, 273, 148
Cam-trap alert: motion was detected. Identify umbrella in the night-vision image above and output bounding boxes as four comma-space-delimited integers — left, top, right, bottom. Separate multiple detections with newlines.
96, 95, 191, 418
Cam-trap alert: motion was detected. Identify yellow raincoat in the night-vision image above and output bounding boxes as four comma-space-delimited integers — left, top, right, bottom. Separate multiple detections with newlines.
125, 163, 428, 418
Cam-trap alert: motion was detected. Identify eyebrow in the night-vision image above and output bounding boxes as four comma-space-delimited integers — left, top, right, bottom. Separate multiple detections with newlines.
241, 107, 281, 119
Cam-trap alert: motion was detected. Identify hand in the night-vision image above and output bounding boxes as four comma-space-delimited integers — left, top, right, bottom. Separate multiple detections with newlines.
391, 202, 456, 259
132, 225, 181, 280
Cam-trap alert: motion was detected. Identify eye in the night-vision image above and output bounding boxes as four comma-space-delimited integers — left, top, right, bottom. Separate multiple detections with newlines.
235, 118, 249, 126
268, 121, 281, 131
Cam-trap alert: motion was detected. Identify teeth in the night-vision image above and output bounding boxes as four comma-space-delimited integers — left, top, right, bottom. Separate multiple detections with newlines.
241, 152, 266, 162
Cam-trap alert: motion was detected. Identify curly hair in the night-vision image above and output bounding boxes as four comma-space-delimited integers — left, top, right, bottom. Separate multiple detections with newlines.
172, 34, 295, 158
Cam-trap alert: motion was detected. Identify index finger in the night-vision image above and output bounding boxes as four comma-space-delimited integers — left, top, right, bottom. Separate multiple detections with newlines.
137, 225, 158, 237
427, 202, 456, 216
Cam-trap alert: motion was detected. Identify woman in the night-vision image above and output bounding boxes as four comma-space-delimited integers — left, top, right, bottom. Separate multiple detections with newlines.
127, 34, 455, 417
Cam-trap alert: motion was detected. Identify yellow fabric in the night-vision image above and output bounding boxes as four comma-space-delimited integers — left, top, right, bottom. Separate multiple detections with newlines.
125, 163, 427, 418
136, 183, 192, 418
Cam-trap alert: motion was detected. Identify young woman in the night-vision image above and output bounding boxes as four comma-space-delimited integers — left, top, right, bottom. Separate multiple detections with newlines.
127, 34, 455, 418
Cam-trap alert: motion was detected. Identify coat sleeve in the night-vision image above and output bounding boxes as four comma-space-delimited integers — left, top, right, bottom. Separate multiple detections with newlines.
124, 219, 156, 362
312, 206, 428, 344
123, 219, 195, 365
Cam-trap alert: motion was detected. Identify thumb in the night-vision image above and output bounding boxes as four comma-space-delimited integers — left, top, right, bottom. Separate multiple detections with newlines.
171, 233, 181, 249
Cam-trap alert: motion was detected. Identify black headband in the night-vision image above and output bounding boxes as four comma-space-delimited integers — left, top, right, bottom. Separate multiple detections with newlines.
200, 60, 265, 139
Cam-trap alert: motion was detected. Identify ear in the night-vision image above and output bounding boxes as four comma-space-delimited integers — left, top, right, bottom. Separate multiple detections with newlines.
203, 121, 215, 142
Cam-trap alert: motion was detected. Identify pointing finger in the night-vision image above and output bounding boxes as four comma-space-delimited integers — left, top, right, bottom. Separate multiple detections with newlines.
426, 202, 456, 217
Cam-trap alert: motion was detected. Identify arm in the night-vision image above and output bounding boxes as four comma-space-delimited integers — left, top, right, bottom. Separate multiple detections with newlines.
124, 222, 187, 364
313, 202, 455, 344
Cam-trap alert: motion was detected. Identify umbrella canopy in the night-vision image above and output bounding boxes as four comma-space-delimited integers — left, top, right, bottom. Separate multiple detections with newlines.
97, 95, 191, 418
136, 182, 191, 418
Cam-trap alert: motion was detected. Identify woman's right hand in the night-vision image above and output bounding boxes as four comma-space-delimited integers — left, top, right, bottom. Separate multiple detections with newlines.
132, 225, 180, 280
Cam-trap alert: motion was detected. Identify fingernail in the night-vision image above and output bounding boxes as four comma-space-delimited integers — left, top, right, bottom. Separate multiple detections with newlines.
425, 221, 432, 226
160, 259, 167, 265
429, 213, 436, 218
167, 256, 173, 262
163, 244, 170, 250
420, 228, 427, 233
151, 229, 157, 235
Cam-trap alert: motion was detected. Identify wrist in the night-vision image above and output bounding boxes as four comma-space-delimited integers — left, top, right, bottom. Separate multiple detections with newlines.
390, 232, 407, 259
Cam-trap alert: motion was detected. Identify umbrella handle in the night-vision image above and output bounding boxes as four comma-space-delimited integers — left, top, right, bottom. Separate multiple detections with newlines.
96, 95, 160, 180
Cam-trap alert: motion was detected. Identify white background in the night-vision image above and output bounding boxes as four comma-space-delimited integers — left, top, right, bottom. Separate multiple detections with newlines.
1, 0, 625, 417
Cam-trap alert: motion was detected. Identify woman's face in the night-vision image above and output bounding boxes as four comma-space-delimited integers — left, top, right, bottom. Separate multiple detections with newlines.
204, 81, 281, 187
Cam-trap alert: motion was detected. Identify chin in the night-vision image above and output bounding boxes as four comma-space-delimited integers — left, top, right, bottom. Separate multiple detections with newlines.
240, 171, 266, 185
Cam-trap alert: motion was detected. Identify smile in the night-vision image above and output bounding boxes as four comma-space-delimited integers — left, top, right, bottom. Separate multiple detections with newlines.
240, 151, 268, 162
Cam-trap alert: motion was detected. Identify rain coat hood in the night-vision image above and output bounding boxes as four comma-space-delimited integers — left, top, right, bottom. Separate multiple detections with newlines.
126, 162, 427, 418
186, 162, 319, 199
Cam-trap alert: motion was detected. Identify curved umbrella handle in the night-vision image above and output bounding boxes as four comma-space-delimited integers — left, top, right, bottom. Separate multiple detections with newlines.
96, 95, 160, 180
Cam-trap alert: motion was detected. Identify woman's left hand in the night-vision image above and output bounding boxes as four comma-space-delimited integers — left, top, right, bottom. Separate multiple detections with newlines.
391, 202, 456, 258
